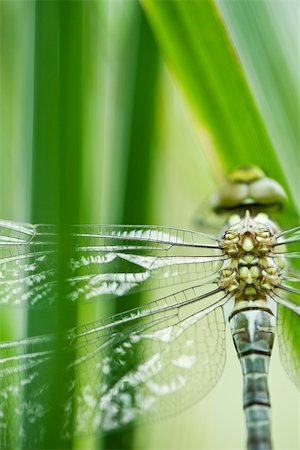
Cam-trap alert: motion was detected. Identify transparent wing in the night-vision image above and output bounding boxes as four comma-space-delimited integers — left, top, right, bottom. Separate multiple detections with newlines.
274, 225, 300, 245
279, 271, 300, 297
271, 225, 300, 295
269, 228, 300, 389
268, 275, 300, 390
0, 220, 224, 308
276, 301, 300, 389
273, 225, 300, 258
0, 283, 228, 447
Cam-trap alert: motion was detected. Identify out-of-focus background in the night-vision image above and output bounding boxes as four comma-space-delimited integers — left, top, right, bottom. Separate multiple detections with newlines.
0, 1, 299, 449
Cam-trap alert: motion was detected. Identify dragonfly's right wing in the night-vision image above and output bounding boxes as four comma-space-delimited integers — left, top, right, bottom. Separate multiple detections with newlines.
273, 225, 300, 258
269, 225, 300, 389
274, 225, 300, 245
0, 282, 228, 448
0, 221, 224, 308
276, 302, 300, 389
272, 270, 300, 390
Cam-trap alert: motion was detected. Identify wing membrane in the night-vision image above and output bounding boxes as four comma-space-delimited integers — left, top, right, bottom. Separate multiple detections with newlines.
273, 225, 300, 258
0, 284, 228, 448
279, 265, 300, 297
0, 221, 223, 308
275, 225, 300, 244
276, 302, 300, 389
73, 224, 219, 247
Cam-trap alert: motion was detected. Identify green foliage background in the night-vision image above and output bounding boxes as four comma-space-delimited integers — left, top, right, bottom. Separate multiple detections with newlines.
0, 1, 299, 449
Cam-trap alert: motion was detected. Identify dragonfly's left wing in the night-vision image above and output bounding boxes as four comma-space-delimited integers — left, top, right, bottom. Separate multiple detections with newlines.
0, 282, 228, 448
0, 221, 224, 308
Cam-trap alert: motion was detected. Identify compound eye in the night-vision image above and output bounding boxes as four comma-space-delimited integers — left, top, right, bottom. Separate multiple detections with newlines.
211, 183, 248, 211
249, 178, 287, 208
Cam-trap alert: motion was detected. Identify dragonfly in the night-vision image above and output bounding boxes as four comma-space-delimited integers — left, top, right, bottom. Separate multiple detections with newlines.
0, 166, 299, 449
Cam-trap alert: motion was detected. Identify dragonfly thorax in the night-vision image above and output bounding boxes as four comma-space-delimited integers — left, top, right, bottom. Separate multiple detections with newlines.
219, 212, 284, 303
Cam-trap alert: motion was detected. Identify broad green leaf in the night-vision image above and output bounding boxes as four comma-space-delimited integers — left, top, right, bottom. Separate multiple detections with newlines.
142, 0, 296, 210
217, 0, 300, 210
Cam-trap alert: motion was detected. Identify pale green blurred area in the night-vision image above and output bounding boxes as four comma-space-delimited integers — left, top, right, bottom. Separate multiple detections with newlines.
0, 0, 299, 449
88, 0, 140, 224
0, 1, 33, 221
0, 1, 34, 341
150, 67, 220, 227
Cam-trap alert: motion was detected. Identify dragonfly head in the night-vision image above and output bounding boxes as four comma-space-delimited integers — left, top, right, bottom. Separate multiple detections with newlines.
211, 165, 287, 215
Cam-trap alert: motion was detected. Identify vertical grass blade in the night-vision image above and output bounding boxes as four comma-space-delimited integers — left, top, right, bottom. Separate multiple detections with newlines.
102, 3, 160, 450
121, 8, 160, 225
27, 1, 84, 448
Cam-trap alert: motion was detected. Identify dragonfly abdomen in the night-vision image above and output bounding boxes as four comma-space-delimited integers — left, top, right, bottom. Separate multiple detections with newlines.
230, 308, 276, 450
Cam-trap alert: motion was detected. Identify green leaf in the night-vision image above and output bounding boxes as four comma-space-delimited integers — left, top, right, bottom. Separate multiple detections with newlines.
28, 1, 86, 448
217, 0, 299, 208
142, 0, 297, 212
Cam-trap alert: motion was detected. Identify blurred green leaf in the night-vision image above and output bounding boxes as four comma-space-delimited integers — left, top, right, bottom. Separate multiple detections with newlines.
28, 1, 86, 448
142, 0, 297, 213
102, 3, 160, 450
217, 0, 300, 208
0, 1, 33, 220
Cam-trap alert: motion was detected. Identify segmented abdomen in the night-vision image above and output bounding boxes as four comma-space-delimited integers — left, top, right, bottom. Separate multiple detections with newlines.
230, 308, 276, 450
